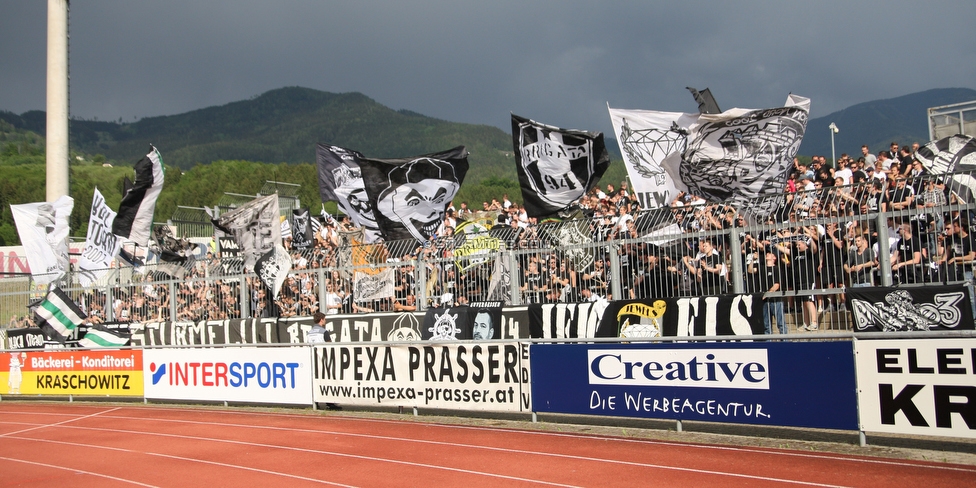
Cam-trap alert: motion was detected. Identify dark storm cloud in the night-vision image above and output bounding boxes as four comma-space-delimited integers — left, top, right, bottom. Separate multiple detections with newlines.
2, 1, 974, 137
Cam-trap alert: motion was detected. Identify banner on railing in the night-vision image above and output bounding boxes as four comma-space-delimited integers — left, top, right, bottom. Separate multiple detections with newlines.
4, 328, 46, 349
313, 342, 531, 412
131, 318, 286, 346
595, 295, 765, 338
128, 308, 533, 346
531, 341, 857, 430
143, 346, 313, 405
848, 285, 974, 332
529, 302, 605, 339
422, 306, 503, 340
0, 349, 143, 396
854, 338, 976, 439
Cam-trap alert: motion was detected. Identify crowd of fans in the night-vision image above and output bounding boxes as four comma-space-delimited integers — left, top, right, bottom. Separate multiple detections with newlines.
4, 142, 974, 335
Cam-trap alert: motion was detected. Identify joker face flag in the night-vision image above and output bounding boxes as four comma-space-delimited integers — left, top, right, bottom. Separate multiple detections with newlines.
359, 146, 469, 244
315, 144, 383, 242
512, 114, 610, 218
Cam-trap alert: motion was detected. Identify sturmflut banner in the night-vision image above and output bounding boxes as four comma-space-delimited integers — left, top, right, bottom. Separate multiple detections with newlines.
313, 342, 531, 412
531, 342, 857, 430
143, 347, 313, 405
854, 338, 976, 439
126, 308, 533, 346
0, 350, 143, 396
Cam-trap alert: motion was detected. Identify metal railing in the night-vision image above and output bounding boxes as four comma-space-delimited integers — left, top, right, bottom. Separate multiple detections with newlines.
3, 171, 976, 334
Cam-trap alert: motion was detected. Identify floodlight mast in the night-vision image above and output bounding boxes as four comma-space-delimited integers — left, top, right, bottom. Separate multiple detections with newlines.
46, 0, 70, 202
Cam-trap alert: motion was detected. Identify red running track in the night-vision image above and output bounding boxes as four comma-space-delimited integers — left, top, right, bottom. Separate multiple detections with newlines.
0, 403, 972, 487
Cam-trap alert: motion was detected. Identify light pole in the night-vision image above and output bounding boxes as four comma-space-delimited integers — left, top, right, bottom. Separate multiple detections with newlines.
828, 122, 839, 168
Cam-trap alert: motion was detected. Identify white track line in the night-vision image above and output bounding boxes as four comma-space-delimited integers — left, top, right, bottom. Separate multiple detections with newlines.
7, 430, 579, 488
62, 409, 976, 475
1, 435, 356, 487
5, 405, 972, 478
14, 422, 845, 487
0, 455, 160, 487
70, 405, 976, 474
0, 407, 121, 437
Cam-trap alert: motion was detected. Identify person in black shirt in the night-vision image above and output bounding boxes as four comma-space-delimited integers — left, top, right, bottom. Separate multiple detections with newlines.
947, 218, 976, 319
753, 252, 785, 335
789, 228, 819, 331
889, 177, 915, 212
892, 222, 922, 285
948, 219, 976, 282
845, 234, 876, 287
521, 261, 543, 304
684, 239, 726, 296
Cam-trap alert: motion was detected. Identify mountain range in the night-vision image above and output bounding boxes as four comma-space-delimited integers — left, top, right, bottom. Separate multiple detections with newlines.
799, 87, 976, 158
2, 85, 975, 175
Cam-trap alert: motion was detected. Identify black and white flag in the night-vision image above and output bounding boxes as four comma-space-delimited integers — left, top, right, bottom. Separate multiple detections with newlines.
359, 146, 469, 244
485, 252, 511, 303
537, 209, 595, 272
512, 114, 610, 218
915, 134, 976, 173
254, 243, 293, 299
354, 268, 395, 303
687, 86, 722, 114
150, 225, 194, 279
315, 144, 383, 243
913, 135, 976, 201
113, 145, 164, 246
291, 208, 314, 249
10, 195, 74, 285
212, 194, 281, 271
33, 287, 87, 344
79, 188, 122, 287
79, 324, 131, 348
609, 94, 810, 212
608, 107, 699, 209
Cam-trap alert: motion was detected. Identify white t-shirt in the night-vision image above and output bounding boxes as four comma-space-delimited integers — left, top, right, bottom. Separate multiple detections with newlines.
325, 292, 342, 314
834, 168, 853, 185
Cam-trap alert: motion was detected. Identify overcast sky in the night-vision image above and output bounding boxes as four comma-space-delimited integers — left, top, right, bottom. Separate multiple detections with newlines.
2, 1, 974, 136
